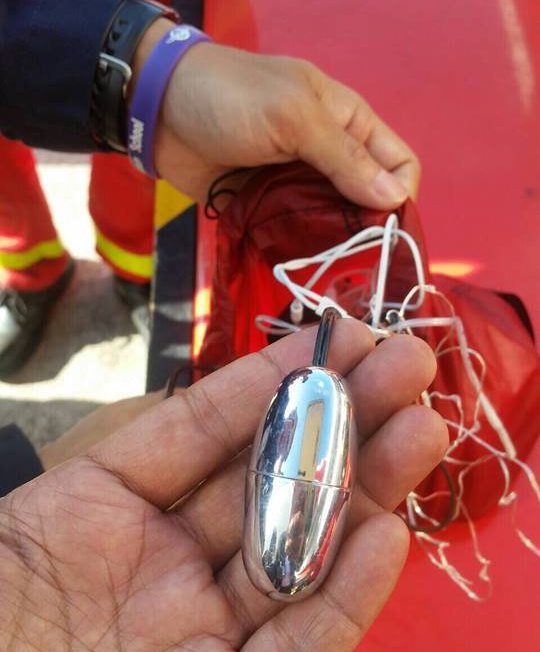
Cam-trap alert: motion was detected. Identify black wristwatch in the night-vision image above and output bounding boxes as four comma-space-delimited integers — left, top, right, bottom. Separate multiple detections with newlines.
91, 0, 180, 152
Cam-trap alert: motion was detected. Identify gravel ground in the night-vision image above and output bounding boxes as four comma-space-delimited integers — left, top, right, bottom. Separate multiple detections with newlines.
0, 151, 146, 449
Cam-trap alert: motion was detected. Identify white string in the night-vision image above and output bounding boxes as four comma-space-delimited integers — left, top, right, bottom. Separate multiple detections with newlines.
271, 215, 426, 326
370, 213, 398, 327
255, 315, 301, 336
255, 212, 540, 599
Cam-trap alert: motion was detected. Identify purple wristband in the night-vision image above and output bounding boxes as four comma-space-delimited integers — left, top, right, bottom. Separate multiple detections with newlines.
128, 25, 211, 177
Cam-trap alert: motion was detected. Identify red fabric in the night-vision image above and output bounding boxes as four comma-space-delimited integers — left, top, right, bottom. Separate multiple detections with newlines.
0, 135, 68, 291
90, 152, 155, 282
416, 275, 540, 519
200, 163, 428, 366
0, 136, 154, 289
199, 162, 540, 521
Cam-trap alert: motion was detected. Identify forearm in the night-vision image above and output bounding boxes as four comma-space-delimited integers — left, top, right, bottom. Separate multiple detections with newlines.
0, 0, 121, 151
0, 1, 205, 153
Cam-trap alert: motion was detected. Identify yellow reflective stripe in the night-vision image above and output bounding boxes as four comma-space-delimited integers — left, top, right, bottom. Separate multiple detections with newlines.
0, 239, 65, 271
95, 229, 153, 279
154, 180, 195, 230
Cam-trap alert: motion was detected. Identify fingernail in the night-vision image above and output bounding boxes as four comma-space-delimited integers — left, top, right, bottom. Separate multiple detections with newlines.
373, 170, 407, 203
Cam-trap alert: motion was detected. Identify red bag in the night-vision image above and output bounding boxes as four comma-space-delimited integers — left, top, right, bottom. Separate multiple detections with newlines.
199, 162, 540, 522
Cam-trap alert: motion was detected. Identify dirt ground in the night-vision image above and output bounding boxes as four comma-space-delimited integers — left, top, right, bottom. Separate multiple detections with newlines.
0, 151, 146, 449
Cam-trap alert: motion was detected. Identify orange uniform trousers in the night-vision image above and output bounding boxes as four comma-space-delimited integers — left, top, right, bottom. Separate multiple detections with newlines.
0, 1, 181, 292
0, 134, 156, 291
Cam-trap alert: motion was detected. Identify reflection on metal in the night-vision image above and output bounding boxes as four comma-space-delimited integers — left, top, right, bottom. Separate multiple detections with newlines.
498, 0, 536, 112
243, 367, 357, 601
298, 401, 324, 479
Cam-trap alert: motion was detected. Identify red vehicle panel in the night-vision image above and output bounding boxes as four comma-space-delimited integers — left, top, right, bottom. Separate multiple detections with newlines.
199, 2, 540, 650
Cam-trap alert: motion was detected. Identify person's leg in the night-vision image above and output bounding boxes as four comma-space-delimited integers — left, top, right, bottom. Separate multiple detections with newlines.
88, 1, 183, 339
89, 152, 155, 338
0, 136, 69, 291
0, 136, 73, 375
90, 152, 155, 285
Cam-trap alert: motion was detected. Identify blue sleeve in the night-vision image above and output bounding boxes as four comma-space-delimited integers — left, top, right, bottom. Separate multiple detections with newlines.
0, 0, 121, 151
0, 425, 43, 497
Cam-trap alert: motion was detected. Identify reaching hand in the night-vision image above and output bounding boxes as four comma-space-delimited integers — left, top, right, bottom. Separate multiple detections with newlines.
0, 321, 446, 651
133, 20, 420, 209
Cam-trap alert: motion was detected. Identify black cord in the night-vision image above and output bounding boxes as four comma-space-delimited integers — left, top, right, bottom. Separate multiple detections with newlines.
312, 307, 340, 367
204, 168, 251, 219
405, 462, 458, 533
164, 363, 220, 398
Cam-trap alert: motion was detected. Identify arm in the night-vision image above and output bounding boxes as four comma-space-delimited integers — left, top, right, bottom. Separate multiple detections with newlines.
0, 1, 419, 207
0, 0, 121, 151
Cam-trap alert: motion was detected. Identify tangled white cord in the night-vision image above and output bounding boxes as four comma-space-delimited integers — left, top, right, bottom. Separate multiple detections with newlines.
256, 214, 540, 600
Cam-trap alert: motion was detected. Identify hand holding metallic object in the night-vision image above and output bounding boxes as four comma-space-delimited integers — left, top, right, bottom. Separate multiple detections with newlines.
242, 308, 357, 601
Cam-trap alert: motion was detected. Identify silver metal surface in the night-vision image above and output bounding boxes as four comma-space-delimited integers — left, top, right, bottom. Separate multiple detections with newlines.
243, 366, 357, 601
251, 367, 355, 488
98, 53, 133, 98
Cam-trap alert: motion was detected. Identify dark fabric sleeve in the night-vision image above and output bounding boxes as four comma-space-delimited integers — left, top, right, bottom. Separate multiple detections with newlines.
171, 0, 203, 26
0, 425, 43, 497
0, 0, 121, 151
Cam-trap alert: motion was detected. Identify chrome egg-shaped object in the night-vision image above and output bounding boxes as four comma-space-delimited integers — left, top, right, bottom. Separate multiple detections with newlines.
242, 365, 357, 602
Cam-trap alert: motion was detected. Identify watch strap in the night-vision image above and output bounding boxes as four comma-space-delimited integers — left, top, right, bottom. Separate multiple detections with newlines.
91, 0, 180, 151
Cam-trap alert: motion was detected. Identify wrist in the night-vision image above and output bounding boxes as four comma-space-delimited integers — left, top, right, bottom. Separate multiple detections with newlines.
127, 24, 212, 176
129, 18, 176, 103
91, 1, 180, 152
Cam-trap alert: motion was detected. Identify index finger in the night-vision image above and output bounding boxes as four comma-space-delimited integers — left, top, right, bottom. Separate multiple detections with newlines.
88, 320, 375, 509
364, 116, 421, 201
317, 76, 421, 200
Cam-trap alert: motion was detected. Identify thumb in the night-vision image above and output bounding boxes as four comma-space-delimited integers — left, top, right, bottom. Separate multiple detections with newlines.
297, 105, 408, 209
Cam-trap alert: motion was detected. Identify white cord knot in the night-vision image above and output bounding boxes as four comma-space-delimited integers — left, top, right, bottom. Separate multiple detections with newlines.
315, 297, 348, 318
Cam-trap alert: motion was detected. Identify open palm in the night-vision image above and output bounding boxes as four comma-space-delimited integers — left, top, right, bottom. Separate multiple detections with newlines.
0, 321, 446, 651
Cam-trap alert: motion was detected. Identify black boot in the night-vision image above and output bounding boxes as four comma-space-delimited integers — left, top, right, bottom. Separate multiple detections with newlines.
112, 276, 151, 343
0, 260, 75, 377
